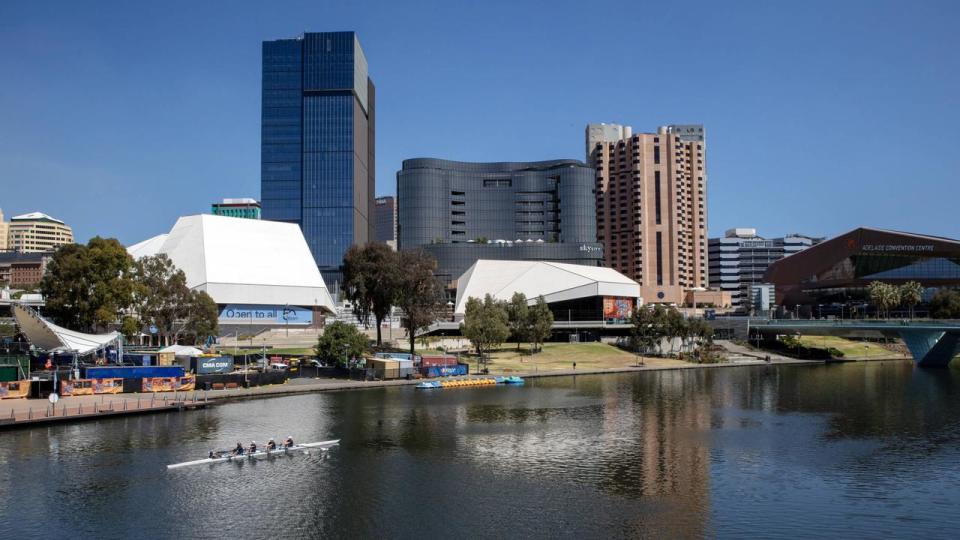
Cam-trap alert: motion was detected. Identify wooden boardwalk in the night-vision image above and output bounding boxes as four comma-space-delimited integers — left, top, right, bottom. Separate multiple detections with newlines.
0, 392, 209, 429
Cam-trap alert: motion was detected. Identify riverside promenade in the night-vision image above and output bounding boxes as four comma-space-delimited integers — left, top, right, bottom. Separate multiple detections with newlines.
0, 354, 831, 429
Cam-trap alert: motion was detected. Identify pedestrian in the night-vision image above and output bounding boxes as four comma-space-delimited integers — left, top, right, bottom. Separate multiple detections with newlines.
573, 361, 577, 370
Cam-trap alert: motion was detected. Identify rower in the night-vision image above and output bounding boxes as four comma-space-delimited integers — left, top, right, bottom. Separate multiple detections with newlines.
234, 442, 244, 455
249, 441, 258, 454
209, 451, 215, 459
284, 436, 294, 448
267, 438, 277, 451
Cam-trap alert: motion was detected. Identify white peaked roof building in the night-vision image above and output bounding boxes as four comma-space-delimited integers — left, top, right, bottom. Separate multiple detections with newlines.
127, 215, 335, 312
454, 260, 642, 316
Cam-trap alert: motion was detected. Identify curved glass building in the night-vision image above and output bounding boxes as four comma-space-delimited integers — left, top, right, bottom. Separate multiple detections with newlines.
397, 158, 603, 284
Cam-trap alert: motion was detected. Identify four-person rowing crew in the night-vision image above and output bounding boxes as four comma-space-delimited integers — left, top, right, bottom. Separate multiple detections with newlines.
169, 438, 340, 469
210, 436, 296, 459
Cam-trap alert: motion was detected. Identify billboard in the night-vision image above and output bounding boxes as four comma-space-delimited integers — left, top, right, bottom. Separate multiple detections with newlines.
603, 297, 634, 322
218, 304, 313, 325
192, 356, 235, 375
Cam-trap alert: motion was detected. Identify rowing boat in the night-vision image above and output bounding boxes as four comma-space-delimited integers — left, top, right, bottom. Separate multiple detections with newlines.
166, 439, 340, 469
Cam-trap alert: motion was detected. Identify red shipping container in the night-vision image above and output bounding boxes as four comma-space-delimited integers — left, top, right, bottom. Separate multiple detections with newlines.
420, 355, 457, 367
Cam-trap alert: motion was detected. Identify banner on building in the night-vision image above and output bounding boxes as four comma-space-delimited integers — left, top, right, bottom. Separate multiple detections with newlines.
0, 380, 30, 399
61, 378, 123, 396
142, 376, 196, 393
603, 297, 634, 322
218, 304, 313, 326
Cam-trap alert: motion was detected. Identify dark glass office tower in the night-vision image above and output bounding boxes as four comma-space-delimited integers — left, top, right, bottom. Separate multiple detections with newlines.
261, 32, 375, 284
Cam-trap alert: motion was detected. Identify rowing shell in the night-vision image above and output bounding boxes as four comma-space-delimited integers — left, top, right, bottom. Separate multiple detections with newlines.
166, 439, 340, 469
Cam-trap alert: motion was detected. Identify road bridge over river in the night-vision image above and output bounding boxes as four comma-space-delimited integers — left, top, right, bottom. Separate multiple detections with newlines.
750, 320, 960, 367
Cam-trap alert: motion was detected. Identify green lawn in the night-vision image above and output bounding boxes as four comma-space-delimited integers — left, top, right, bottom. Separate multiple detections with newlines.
796, 336, 904, 359
218, 347, 315, 357
461, 342, 684, 373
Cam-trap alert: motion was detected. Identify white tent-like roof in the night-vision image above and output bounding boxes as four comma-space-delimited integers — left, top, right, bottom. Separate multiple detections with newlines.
127, 233, 168, 259
159, 344, 203, 357
12, 303, 120, 355
454, 260, 642, 315
128, 215, 335, 312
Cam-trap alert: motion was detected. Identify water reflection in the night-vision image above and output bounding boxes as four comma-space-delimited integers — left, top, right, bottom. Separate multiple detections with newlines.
2, 361, 960, 538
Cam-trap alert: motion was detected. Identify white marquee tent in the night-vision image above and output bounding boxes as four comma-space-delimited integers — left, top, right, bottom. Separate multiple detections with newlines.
12, 303, 120, 355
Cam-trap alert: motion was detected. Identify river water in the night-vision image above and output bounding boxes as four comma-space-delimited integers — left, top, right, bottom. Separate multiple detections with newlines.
2, 361, 960, 539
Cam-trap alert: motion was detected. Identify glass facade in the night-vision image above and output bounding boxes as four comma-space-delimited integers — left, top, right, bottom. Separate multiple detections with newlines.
261, 32, 374, 276
398, 158, 603, 283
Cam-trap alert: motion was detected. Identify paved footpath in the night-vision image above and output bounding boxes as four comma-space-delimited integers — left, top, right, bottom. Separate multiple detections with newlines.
1, 357, 826, 428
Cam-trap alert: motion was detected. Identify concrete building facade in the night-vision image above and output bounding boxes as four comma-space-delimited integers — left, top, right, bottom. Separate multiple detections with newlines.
590, 124, 707, 304
211, 198, 261, 219
8, 212, 74, 253
374, 196, 396, 248
397, 158, 603, 284
708, 228, 820, 312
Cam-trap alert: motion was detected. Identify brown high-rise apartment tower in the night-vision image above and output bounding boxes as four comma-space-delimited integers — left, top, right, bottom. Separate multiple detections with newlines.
589, 124, 707, 304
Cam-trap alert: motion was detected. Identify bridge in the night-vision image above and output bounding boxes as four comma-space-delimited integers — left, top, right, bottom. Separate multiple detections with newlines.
749, 320, 960, 368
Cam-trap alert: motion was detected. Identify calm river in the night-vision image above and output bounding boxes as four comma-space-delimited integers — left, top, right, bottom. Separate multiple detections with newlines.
2, 361, 960, 538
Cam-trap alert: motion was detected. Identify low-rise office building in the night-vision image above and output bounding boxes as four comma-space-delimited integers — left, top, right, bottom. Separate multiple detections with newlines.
708, 229, 820, 312
398, 158, 603, 284
764, 227, 960, 307
8, 212, 73, 253
0, 252, 52, 288
211, 198, 261, 220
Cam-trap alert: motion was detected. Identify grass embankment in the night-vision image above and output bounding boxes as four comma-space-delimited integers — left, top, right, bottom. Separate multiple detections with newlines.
461, 342, 684, 373
795, 336, 904, 359
218, 347, 315, 357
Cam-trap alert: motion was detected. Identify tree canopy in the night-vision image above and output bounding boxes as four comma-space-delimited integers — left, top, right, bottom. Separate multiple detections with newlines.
394, 250, 445, 357
527, 296, 554, 353
342, 243, 401, 346
315, 320, 369, 367
41, 237, 138, 332
929, 289, 960, 319
461, 294, 510, 367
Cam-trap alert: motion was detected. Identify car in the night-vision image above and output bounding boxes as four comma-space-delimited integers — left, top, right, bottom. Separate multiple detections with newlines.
268, 362, 288, 371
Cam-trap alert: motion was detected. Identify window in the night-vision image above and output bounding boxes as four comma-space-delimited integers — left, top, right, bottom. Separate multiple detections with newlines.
656, 232, 663, 286
483, 179, 512, 187
653, 146, 660, 164
654, 171, 662, 225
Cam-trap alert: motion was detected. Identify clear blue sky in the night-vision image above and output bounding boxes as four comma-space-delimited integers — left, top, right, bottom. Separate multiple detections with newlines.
2, 0, 958, 245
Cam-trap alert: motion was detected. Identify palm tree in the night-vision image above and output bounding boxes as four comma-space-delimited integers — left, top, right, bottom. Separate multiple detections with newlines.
899, 281, 923, 319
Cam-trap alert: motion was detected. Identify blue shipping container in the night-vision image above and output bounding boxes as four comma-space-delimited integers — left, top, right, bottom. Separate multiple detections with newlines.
421, 364, 469, 378
83, 366, 185, 379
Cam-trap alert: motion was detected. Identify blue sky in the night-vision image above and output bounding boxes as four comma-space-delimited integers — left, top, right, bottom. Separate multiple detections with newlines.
1, 0, 958, 245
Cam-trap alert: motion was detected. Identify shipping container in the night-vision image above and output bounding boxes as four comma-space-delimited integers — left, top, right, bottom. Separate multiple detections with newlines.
83, 365, 185, 379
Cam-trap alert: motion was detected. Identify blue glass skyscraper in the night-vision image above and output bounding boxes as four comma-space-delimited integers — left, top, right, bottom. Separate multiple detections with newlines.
261, 32, 375, 284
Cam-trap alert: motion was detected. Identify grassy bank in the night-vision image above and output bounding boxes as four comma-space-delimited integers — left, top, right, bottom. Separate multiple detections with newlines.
459, 342, 686, 373
795, 336, 905, 359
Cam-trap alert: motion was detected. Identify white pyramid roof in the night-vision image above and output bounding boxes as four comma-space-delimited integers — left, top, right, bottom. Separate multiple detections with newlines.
127, 234, 168, 259
128, 215, 335, 312
454, 260, 641, 315
13, 304, 120, 354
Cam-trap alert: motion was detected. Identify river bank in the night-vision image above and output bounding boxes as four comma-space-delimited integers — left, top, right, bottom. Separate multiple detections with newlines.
0, 354, 837, 428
